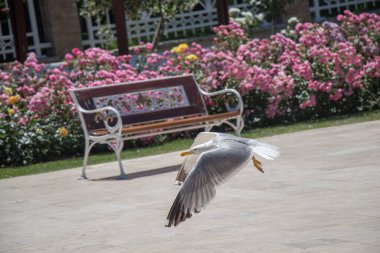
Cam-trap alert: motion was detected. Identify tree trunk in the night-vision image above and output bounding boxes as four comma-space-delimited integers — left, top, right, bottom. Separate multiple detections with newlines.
271, 8, 276, 34
8, 0, 28, 62
152, 15, 165, 50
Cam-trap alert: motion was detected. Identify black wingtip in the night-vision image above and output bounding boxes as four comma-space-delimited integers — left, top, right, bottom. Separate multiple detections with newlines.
166, 208, 198, 228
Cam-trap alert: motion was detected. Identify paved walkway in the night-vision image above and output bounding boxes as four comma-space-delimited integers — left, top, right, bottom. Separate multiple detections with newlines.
1, 121, 380, 253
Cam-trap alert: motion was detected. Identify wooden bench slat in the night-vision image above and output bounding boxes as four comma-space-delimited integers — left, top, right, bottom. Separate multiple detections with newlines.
90, 111, 240, 136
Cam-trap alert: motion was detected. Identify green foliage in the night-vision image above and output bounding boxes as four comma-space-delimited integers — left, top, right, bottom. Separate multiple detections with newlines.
80, 0, 199, 20
249, 0, 295, 23
79, 0, 199, 47
138, 0, 199, 19
79, 0, 112, 16
0, 114, 84, 166
228, 7, 263, 36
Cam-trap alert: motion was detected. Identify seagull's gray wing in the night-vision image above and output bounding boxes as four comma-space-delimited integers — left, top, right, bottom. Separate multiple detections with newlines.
166, 139, 252, 227
175, 132, 219, 184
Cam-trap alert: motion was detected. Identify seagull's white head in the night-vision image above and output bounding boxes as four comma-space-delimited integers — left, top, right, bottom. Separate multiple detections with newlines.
180, 140, 218, 156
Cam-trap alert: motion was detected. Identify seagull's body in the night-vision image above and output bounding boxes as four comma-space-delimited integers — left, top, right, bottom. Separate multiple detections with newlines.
166, 132, 279, 227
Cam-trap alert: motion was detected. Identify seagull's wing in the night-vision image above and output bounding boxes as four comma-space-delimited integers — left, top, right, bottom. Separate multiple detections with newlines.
166, 139, 252, 227
218, 133, 280, 160
175, 132, 219, 184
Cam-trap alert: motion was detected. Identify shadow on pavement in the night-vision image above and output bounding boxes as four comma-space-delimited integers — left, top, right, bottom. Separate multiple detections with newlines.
91, 164, 181, 181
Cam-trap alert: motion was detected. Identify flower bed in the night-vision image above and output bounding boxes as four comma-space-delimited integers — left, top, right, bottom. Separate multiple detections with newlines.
1, 11, 379, 166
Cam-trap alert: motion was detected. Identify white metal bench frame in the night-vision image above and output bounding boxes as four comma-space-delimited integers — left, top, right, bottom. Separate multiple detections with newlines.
69, 75, 244, 179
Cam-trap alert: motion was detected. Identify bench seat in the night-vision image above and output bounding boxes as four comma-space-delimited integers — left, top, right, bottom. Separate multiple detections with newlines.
90, 111, 240, 136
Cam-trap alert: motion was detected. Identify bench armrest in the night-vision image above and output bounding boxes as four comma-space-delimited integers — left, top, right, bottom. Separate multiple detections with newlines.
77, 105, 123, 136
199, 88, 243, 115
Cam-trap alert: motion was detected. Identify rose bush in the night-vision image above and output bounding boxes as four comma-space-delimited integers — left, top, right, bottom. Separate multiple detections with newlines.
1, 11, 379, 166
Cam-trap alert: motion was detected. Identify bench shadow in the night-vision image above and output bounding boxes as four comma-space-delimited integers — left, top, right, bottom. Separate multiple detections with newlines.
91, 164, 181, 181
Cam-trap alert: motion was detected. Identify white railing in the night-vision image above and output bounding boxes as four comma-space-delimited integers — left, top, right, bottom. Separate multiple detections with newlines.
310, 0, 378, 21
81, 0, 257, 48
0, 0, 52, 62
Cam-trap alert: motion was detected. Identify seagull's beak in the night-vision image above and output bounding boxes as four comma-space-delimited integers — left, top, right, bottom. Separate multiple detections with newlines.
180, 151, 191, 156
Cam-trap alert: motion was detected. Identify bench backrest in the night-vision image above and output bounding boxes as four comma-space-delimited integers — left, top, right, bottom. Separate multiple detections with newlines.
70, 75, 207, 131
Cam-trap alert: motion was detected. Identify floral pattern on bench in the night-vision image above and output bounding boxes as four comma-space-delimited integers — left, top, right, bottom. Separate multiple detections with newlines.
92, 85, 190, 116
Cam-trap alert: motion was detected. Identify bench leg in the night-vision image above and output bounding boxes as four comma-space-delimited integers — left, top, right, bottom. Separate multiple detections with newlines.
236, 117, 244, 137
116, 138, 127, 179
204, 126, 212, 132
108, 137, 127, 179
79, 139, 94, 180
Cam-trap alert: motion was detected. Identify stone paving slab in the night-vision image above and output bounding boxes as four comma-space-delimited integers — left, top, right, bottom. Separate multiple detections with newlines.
1, 121, 380, 253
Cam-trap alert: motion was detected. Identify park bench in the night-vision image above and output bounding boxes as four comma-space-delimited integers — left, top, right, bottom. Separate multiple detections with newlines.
69, 74, 244, 179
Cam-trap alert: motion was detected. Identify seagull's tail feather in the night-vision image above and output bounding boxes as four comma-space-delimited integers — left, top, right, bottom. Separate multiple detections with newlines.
248, 140, 280, 160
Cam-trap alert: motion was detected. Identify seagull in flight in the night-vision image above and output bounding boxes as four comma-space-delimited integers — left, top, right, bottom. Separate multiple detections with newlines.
166, 132, 279, 227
